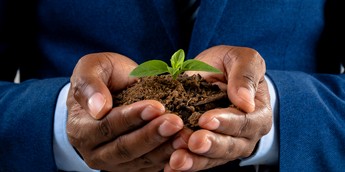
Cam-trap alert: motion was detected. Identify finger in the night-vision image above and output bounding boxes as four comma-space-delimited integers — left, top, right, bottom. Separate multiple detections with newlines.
117, 138, 189, 172
224, 47, 266, 113
90, 113, 184, 168
120, 140, 177, 170
70, 52, 137, 119
197, 107, 249, 137
164, 163, 181, 172
67, 100, 165, 150
187, 129, 255, 159
171, 128, 193, 150
169, 149, 225, 172
198, 102, 272, 138
169, 132, 255, 171
191, 45, 266, 113
255, 77, 272, 110
185, 46, 227, 83
169, 149, 195, 171
97, 100, 167, 144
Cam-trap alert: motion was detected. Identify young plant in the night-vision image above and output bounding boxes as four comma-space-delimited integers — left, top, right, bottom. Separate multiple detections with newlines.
130, 49, 222, 79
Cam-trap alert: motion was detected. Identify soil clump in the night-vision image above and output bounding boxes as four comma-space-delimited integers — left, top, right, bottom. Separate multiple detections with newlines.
113, 74, 231, 130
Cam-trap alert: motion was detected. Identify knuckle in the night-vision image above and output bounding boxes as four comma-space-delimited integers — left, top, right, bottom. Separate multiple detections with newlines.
223, 48, 237, 67
241, 148, 253, 158
98, 54, 114, 84
72, 78, 88, 101
225, 138, 236, 159
259, 107, 273, 136
87, 150, 116, 170
84, 157, 102, 170
98, 116, 112, 137
119, 107, 136, 129
257, 54, 265, 67
236, 114, 250, 137
140, 156, 153, 166
95, 136, 133, 167
66, 116, 84, 147
249, 48, 260, 57
261, 120, 272, 136
242, 74, 257, 91
115, 136, 133, 160
242, 47, 260, 59
250, 49, 266, 72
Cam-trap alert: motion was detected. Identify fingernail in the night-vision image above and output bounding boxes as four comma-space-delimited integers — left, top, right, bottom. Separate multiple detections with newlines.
202, 117, 220, 130
193, 138, 211, 154
238, 87, 255, 107
88, 92, 106, 119
141, 105, 164, 120
178, 156, 193, 171
158, 120, 182, 137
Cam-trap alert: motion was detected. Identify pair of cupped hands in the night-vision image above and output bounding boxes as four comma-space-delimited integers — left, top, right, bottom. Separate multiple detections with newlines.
66, 45, 272, 172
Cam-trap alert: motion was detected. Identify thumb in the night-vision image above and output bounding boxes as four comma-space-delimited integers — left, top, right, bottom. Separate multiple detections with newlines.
70, 52, 137, 119
230, 86, 255, 113
226, 48, 265, 113
88, 93, 106, 117
84, 83, 112, 120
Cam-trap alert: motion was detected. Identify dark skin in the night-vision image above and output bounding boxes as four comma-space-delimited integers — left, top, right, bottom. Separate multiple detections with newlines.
67, 45, 272, 172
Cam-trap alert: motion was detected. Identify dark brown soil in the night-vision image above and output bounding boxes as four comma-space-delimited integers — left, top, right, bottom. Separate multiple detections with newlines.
113, 74, 231, 130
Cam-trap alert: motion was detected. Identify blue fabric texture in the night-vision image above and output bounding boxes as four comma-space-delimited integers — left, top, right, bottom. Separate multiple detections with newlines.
0, 78, 69, 171
0, 0, 344, 171
267, 71, 345, 171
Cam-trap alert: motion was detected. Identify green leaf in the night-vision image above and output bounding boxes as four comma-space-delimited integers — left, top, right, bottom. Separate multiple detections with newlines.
170, 49, 185, 70
182, 59, 222, 73
167, 66, 174, 75
129, 49, 222, 80
130, 60, 169, 77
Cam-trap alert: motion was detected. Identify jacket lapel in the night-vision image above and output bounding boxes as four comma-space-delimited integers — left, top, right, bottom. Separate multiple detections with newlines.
152, 0, 181, 51
152, 0, 228, 57
189, 0, 228, 57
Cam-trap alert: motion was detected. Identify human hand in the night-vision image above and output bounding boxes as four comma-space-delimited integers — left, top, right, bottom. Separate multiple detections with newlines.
67, 53, 184, 171
165, 45, 272, 171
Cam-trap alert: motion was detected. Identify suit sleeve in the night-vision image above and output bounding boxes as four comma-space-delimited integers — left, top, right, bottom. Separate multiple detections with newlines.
267, 70, 345, 171
0, 77, 69, 171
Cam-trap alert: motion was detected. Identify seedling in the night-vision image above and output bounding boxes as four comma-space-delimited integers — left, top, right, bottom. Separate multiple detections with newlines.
130, 49, 222, 79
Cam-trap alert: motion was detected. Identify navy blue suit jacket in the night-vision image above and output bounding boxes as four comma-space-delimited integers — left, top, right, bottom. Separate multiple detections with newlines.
0, 0, 344, 171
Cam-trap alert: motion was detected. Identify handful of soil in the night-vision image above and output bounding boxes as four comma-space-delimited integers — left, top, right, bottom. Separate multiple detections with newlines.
113, 74, 231, 130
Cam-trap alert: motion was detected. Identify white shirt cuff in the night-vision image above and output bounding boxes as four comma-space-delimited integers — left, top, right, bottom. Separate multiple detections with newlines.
239, 75, 279, 166
53, 83, 100, 172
